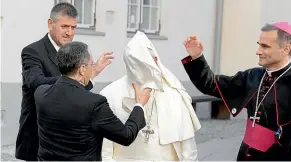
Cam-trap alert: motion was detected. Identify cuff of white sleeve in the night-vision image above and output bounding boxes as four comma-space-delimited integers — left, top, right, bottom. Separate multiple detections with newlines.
90, 79, 95, 86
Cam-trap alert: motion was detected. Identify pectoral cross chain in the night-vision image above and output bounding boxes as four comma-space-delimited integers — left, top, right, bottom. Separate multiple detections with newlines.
142, 126, 154, 143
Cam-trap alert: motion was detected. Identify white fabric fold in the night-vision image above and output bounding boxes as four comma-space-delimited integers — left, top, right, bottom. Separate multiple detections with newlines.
103, 31, 201, 144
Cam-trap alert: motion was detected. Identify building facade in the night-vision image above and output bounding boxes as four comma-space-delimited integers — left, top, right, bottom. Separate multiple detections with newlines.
1, 0, 291, 146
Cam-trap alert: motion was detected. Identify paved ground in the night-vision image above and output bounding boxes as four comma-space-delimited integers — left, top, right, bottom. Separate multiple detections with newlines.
1, 119, 246, 161
195, 119, 245, 161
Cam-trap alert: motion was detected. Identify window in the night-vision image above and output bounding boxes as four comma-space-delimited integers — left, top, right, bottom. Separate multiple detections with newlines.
55, 0, 96, 29
127, 0, 161, 34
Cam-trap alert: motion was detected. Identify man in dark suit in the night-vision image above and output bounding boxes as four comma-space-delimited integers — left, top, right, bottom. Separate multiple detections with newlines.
34, 41, 150, 161
16, 3, 112, 160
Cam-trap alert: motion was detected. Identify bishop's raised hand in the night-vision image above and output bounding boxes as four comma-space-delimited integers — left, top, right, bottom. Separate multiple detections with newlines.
184, 35, 204, 60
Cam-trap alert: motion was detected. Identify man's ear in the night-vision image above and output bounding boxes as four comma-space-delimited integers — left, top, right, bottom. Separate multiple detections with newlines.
78, 65, 86, 76
284, 44, 291, 55
48, 18, 54, 31
154, 56, 158, 64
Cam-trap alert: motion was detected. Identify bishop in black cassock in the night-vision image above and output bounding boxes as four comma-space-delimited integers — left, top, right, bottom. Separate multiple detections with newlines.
182, 22, 291, 161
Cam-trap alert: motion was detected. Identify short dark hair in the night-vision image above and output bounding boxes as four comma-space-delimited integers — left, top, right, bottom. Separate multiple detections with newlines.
57, 41, 90, 75
261, 24, 291, 48
50, 2, 78, 20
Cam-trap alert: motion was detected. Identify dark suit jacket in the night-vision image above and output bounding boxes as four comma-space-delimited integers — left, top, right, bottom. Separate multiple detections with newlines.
16, 34, 93, 161
34, 76, 146, 161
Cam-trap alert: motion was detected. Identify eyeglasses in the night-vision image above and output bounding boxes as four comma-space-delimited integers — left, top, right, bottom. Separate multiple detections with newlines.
81, 63, 97, 67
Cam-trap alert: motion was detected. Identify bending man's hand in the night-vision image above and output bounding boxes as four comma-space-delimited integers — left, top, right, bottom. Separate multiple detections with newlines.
132, 82, 152, 106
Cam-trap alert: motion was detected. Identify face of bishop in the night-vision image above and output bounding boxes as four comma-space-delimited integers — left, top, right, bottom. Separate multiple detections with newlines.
256, 30, 291, 71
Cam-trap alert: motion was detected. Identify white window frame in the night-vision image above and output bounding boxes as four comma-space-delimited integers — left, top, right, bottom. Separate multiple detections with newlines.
127, 0, 161, 34
55, 0, 96, 29
127, 0, 141, 32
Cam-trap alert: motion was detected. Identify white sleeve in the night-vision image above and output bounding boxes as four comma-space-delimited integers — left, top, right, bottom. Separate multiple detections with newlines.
100, 86, 116, 161
102, 138, 115, 161
90, 79, 95, 85
181, 137, 198, 161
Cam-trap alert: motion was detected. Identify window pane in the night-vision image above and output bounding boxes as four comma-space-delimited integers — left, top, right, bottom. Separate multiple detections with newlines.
152, 0, 158, 6
84, 0, 93, 24
143, 0, 150, 5
57, 0, 71, 3
141, 6, 150, 30
150, 8, 158, 30
129, 0, 137, 4
127, 6, 131, 28
128, 5, 138, 28
74, 0, 83, 24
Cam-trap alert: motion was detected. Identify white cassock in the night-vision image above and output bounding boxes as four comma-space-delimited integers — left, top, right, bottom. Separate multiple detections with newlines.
101, 31, 201, 161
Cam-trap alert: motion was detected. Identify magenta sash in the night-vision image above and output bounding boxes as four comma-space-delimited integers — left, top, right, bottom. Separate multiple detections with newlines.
243, 119, 276, 152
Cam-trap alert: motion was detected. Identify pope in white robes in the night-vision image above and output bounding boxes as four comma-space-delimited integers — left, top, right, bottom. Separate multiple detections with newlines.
101, 31, 201, 161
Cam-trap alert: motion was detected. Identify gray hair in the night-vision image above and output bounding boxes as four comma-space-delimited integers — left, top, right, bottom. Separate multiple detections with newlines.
57, 41, 90, 75
50, 2, 78, 21
261, 24, 291, 48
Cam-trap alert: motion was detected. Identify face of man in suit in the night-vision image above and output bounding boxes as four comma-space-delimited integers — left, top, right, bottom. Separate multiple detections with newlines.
57, 42, 95, 86
79, 54, 95, 86
48, 15, 77, 46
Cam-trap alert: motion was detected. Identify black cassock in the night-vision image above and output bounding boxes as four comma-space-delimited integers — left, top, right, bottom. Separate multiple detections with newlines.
182, 55, 291, 161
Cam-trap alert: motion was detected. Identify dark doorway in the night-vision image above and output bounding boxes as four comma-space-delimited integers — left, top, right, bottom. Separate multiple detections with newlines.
211, 100, 230, 119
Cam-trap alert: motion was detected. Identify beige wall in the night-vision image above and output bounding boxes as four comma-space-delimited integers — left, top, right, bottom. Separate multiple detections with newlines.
261, 0, 291, 25
220, 0, 261, 75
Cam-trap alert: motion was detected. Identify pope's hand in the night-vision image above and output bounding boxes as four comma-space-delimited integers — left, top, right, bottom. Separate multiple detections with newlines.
184, 35, 204, 60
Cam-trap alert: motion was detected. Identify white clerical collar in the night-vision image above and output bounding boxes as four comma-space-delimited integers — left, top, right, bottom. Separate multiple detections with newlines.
48, 33, 60, 52
266, 61, 290, 77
